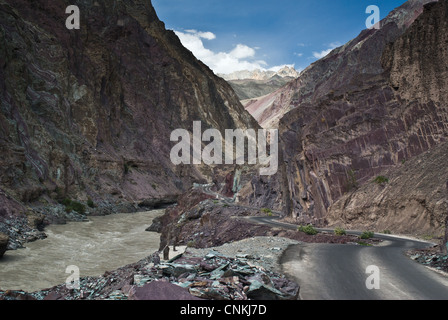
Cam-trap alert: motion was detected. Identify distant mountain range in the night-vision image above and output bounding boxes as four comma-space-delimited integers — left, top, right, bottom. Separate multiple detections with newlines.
219, 66, 300, 101
218, 66, 300, 81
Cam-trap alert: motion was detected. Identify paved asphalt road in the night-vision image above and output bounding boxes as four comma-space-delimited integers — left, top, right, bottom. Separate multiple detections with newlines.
196, 185, 448, 300
251, 216, 448, 300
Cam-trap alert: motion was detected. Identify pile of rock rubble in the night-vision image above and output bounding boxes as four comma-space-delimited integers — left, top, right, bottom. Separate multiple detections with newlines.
0, 237, 300, 300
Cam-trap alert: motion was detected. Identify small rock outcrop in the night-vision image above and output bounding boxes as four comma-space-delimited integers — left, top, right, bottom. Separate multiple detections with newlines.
0, 232, 8, 258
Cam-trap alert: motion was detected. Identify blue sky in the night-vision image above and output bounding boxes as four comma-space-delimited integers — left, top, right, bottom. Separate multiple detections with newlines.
152, 0, 408, 74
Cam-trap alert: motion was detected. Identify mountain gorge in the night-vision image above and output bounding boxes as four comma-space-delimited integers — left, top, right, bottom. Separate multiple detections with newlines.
0, 0, 448, 302
1, 0, 446, 250
0, 0, 258, 248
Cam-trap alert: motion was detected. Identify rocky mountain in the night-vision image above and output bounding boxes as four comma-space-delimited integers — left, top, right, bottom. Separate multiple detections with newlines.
228, 75, 296, 102
0, 0, 259, 246
245, 0, 440, 129
275, 0, 448, 235
219, 66, 299, 103
1, 0, 446, 258
219, 66, 299, 81
244, 80, 295, 129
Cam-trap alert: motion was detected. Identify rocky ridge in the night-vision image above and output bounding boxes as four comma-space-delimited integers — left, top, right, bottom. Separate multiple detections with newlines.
220, 66, 299, 106
229, 76, 296, 102
155, 187, 382, 257
219, 66, 299, 81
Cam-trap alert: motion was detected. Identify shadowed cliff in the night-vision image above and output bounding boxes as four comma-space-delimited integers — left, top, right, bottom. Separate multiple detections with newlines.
0, 0, 259, 246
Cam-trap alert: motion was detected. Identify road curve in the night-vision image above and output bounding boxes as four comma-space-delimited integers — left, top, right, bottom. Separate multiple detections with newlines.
251, 216, 448, 300
194, 185, 448, 299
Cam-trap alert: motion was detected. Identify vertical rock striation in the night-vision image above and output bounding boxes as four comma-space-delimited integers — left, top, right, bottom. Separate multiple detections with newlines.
0, 0, 260, 250
276, 0, 448, 232
0, 0, 258, 212
326, 0, 448, 234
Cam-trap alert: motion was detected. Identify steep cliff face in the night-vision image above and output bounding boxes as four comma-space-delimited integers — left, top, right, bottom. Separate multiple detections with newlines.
278, 0, 448, 231
327, 141, 448, 236
326, 0, 448, 235
0, 0, 258, 220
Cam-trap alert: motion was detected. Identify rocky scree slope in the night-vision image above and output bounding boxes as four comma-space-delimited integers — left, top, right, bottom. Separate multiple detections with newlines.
0, 0, 258, 248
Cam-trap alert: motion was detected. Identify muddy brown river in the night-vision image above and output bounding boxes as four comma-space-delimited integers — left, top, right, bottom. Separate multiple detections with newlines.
0, 210, 163, 292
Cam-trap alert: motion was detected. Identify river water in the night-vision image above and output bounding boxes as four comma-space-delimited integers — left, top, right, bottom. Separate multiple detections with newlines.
0, 210, 163, 292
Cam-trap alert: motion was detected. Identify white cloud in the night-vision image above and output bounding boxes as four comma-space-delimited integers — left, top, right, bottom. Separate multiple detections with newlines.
184, 30, 216, 40
312, 42, 342, 59
313, 48, 333, 59
174, 29, 270, 74
229, 44, 256, 59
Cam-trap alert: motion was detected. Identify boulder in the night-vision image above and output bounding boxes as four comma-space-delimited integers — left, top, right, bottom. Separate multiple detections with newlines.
0, 233, 9, 258
129, 281, 202, 300
146, 216, 162, 233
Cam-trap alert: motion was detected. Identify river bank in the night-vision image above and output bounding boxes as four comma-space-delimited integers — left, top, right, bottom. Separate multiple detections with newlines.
0, 194, 383, 301
0, 194, 177, 254
0, 210, 164, 293
0, 236, 301, 300
0, 187, 391, 300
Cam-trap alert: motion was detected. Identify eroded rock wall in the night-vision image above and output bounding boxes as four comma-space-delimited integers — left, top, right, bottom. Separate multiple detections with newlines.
0, 0, 258, 213
279, 0, 448, 231
326, 0, 448, 234
327, 141, 448, 235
